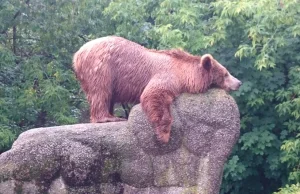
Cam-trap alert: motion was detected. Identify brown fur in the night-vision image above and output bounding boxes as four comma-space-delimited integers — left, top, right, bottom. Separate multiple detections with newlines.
73, 36, 241, 143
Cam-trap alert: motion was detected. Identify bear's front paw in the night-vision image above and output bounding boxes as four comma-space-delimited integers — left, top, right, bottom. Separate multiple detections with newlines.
155, 126, 171, 143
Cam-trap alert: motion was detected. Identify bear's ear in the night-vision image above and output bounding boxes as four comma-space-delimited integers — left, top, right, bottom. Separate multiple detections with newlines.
201, 54, 213, 71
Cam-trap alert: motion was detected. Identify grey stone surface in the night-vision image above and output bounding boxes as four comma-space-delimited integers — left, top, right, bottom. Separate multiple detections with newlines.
0, 89, 240, 194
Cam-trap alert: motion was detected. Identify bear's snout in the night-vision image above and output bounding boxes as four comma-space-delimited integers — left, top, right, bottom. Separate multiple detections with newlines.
226, 73, 242, 91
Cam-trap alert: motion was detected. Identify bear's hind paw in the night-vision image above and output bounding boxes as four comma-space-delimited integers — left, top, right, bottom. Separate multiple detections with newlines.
94, 117, 127, 123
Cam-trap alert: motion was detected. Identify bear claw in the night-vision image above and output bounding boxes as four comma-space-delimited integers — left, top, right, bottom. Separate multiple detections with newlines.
156, 132, 170, 143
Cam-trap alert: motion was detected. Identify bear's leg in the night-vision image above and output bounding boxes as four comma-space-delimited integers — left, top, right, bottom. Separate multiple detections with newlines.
141, 87, 175, 143
109, 101, 114, 115
88, 91, 126, 123
155, 103, 173, 143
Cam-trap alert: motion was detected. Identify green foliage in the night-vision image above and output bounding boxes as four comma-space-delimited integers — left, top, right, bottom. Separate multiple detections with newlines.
0, 126, 15, 152
0, 0, 299, 193
281, 135, 300, 182
274, 183, 300, 194
207, 0, 300, 193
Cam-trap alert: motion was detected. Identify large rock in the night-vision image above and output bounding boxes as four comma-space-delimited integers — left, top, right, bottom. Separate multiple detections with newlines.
0, 89, 240, 194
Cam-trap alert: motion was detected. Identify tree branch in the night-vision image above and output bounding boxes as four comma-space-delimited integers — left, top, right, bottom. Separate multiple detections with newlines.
1, 0, 31, 34
78, 34, 88, 42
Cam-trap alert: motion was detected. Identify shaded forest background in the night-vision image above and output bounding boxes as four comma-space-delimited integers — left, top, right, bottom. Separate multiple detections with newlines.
0, 0, 299, 193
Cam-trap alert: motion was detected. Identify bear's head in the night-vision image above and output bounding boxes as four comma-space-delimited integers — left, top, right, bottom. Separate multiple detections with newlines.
201, 54, 242, 92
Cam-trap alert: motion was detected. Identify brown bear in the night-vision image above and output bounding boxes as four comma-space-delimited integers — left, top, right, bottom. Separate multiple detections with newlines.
73, 36, 242, 143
